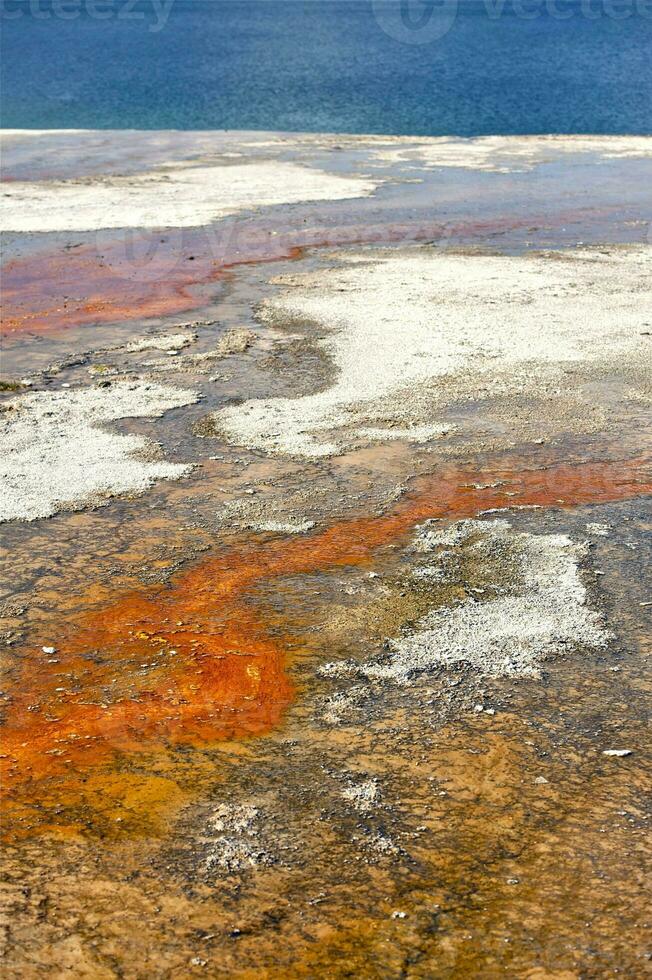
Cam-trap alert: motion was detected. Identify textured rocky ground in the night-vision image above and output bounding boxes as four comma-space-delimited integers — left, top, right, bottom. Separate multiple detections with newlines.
0, 131, 651, 978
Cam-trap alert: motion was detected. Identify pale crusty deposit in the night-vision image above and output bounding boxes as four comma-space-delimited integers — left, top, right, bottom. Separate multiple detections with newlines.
215, 246, 651, 457
373, 135, 652, 172
1, 161, 380, 232
124, 333, 196, 353
322, 518, 610, 683
0, 381, 197, 522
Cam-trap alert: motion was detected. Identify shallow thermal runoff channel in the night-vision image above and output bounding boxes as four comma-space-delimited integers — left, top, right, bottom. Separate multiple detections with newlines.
215, 245, 652, 458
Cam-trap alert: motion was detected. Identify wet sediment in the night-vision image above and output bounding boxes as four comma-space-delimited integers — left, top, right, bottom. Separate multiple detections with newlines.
1, 131, 651, 977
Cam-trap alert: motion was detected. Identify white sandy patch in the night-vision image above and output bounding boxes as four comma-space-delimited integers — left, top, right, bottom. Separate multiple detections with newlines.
215, 246, 650, 458
250, 519, 316, 534
125, 332, 195, 353
1, 161, 379, 232
0, 381, 197, 522
341, 778, 380, 812
141, 327, 256, 373
323, 519, 609, 684
202, 803, 272, 873
0, 129, 90, 137
585, 522, 611, 537
374, 135, 652, 172
356, 424, 444, 443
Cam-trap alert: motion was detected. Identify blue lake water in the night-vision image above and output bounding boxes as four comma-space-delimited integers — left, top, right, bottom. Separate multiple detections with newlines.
1, 0, 651, 134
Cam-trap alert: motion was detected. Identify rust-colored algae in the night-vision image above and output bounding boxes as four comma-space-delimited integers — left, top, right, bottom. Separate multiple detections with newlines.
0, 212, 590, 336
1, 453, 650, 838
2, 598, 290, 788
0, 242, 222, 336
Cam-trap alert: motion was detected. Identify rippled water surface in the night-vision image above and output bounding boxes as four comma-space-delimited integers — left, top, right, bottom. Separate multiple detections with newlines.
2, 1, 652, 133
